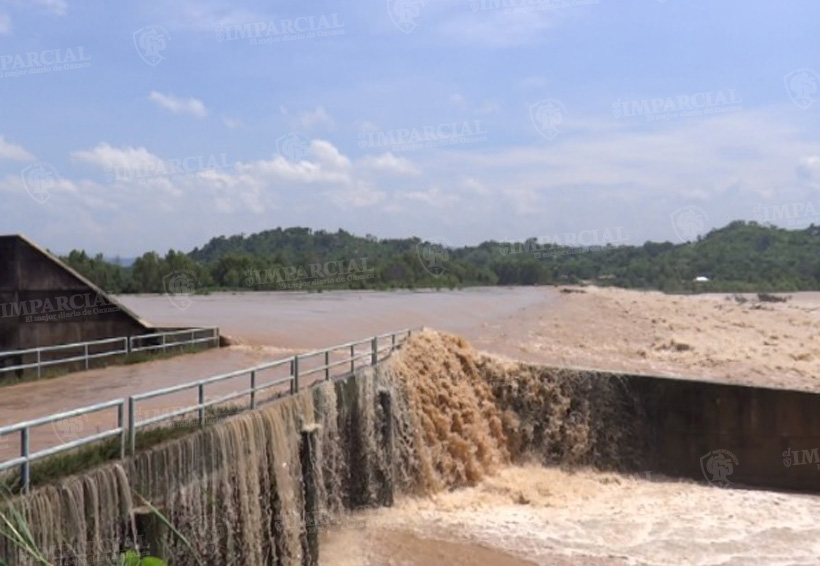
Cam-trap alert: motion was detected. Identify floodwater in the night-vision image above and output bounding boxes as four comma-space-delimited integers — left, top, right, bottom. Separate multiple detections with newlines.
3, 288, 820, 565
321, 465, 820, 566
115, 287, 557, 348
0, 289, 555, 461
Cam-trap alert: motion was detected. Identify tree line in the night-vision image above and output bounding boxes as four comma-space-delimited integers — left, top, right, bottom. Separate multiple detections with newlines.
61, 222, 820, 295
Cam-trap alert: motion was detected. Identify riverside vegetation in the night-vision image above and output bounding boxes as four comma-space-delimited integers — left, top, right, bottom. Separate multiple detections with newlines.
61, 221, 820, 294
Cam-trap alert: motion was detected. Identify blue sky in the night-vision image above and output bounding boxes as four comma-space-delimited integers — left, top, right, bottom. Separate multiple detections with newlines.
0, 0, 819, 256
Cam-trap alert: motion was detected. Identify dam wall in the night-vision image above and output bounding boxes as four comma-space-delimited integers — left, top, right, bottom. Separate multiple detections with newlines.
2, 330, 819, 565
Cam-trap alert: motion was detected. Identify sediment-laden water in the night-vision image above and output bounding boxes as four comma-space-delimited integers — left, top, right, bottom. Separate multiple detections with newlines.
2, 330, 811, 565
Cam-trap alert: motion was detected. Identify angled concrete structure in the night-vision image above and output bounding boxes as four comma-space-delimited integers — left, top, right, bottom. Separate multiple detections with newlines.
0, 234, 152, 352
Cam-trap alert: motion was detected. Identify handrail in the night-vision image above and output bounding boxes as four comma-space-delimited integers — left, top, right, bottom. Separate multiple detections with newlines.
0, 327, 220, 378
0, 327, 419, 493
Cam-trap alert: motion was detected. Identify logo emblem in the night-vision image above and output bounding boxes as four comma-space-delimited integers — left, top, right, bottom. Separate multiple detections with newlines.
416, 237, 450, 278
670, 205, 708, 243
785, 68, 820, 110
782, 449, 793, 467
133, 25, 171, 67
700, 449, 738, 488
530, 99, 567, 140
52, 410, 90, 445
276, 133, 311, 162
163, 270, 198, 311
21, 162, 59, 204
388, 0, 424, 34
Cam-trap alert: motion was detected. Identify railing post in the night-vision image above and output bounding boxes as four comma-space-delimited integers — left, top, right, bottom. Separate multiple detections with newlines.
391, 333, 396, 352
325, 351, 330, 380
36, 349, 41, 379
350, 345, 355, 373
126, 336, 132, 355
198, 383, 205, 426
191, 329, 195, 348
214, 327, 220, 347
161, 334, 166, 353
128, 397, 136, 455
118, 402, 126, 460
292, 356, 300, 394
250, 370, 257, 409
20, 427, 30, 493
371, 337, 378, 366
84, 343, 89, 370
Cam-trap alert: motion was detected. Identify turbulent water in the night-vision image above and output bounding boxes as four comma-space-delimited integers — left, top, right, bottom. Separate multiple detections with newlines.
2, 330, 808, 565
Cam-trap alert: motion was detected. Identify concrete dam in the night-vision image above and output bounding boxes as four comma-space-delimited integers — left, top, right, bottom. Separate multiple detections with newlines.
2, 330, 820, 565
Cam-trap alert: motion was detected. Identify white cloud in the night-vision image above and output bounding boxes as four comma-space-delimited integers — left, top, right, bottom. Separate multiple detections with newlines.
0, 135, 34, 161
299, 106, 334, 130
148, 91, 208, 118
358, 152, 420, 176
325, 181, 385, 209
222, 116, 242, 129
72, 143, 163, 170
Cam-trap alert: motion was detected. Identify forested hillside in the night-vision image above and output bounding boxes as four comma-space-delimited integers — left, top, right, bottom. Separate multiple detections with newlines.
61, 222, 820, 294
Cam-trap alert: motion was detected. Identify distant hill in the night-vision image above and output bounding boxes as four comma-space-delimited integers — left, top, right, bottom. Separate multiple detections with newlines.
62, 222, 820, 294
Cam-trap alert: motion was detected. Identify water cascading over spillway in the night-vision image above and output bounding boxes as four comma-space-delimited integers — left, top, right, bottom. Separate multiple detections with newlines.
0, 330, 639, 565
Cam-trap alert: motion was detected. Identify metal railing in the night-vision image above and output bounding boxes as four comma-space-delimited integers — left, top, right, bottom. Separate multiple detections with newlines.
0, 400, 126, 492
0, 327, 220, 379
0, 328, 417, 492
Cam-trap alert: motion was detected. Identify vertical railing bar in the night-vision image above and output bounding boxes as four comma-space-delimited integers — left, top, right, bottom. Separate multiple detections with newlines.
84, 343, 89, 370
128, 397, 136, 455
292, 356, 300, 394
36, 349, 41, 379
250, 370, 257, 409
371, 336, 378, 366
198, 383, 205, 426
350, 345, 355, 373
325, 350, 330, 380
118, 402, 125, 460
20, 427, 30, 493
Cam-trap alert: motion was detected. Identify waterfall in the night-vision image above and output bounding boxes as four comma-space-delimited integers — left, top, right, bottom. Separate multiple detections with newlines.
0, 329, 638, 565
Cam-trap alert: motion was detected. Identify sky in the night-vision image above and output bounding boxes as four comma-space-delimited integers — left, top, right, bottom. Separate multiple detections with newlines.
0, 0, 819, 256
